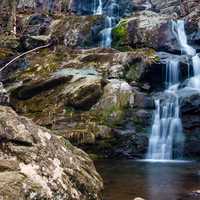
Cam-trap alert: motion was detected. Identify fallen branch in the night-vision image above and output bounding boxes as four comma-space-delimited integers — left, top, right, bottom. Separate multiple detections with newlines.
0, 43, 51, 73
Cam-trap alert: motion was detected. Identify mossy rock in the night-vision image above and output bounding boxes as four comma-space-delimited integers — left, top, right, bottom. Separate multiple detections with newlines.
112, 19, 129, 50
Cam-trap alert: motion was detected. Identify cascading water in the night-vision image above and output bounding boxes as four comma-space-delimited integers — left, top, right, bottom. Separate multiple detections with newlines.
91, 0, 120, 48
172, 20, 196, 56
188, 54, 200, 89
100, 16, 113, 48
146, 19, 200, 161
99, 0, 119, 48
93, 0, 103, 15
146, 60, 184, 160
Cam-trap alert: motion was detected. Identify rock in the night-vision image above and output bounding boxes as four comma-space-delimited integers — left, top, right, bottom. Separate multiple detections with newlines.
20, 14, 105, 49
112, 11, 177, 52
53, 15, 105, 48
62, 75, 104, 109
3, 45, 157, 153
132, 88, 154, 109
81, 128, 149, 159
179, 91, 200, 157
93, 79, 134, 126
151, 0, 181, 15
180, 91, 200, 135
0, 83, 10, 106
108, 64, 125, 79
72, 0, 134, 17
137, 52, 190, 90
0, 106, 103, 200
20, 14, 53, 49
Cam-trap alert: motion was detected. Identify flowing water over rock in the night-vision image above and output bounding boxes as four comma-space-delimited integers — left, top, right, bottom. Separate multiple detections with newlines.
146, 20, 200, 161
99, 0, 119, 48
146, 61, 184, 160
93, 0, 103, 15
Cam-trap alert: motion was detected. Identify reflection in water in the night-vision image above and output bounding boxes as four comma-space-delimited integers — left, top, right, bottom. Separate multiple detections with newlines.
95, 160, 200, 200
147, 162, 182, 200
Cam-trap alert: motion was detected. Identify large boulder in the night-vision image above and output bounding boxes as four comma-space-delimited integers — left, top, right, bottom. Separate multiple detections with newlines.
0, 106, 103, 200
112, 11, 177, 52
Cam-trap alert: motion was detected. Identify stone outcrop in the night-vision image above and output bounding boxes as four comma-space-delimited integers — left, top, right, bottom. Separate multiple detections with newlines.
112, 11, 179, 52
0, 106, 103, 200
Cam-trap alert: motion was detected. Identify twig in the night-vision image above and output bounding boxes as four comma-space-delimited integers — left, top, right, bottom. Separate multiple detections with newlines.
0, 43, 51, 73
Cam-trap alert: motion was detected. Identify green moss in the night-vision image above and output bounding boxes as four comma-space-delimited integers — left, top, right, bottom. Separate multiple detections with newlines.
112, 19, 128, 50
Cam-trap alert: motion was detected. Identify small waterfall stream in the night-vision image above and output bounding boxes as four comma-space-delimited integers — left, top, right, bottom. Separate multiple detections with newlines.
93, 0, 103, 15
146, 20, 200, 161
146, 61, 184, 160
92, 0, 119, 48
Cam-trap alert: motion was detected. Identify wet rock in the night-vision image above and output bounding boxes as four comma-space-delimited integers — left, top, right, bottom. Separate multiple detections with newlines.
179, 91, 200, 157
132, 88, 154, 109
180, 91, 200, 135
0, 106, 103, 200
72, 0, 134, 17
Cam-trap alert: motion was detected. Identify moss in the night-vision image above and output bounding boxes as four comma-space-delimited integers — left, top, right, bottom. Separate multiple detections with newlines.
112, 19, 128, 50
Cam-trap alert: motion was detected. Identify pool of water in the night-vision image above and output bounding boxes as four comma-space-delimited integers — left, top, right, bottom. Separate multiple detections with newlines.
95, 160, 200, 200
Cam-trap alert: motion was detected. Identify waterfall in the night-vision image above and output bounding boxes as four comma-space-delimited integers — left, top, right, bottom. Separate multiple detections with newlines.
93, 0, 103, 15
100, 0, 119, 48
146, 60, 184, 160
188, 54, 200, 89
172, 20, 196, 56
146, 19, 200, 161
165, 60, 179, 87
100, 16, 113, 48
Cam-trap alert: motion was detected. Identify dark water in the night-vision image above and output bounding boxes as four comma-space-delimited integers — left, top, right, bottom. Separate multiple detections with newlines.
95, 160, 200, 200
